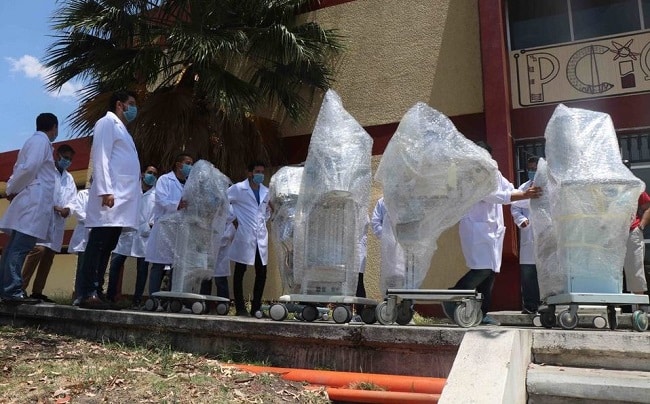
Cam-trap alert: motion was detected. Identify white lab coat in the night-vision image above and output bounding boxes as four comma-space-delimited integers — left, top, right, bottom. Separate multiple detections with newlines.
212, 205, 236, 277
358, 215, 369, 274
85, 111, 141, 229
511, 180, 535, 265
227, 179, 271, 265
38, 170, 77, 252
371, 197, 406, 282
0, 131, 56, 240
67, 189, 90, 253
459, 172, 515, 273
145, 172, 184, 264
114, 187, 156, 258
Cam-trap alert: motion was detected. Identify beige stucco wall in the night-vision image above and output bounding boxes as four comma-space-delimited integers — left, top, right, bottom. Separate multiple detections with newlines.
282, 0, 483, 136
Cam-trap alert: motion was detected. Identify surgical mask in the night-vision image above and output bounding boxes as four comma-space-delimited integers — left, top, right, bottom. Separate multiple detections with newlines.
253, 173, 264, 184
58, 157, 72, 171
124, 105, 138, 123
181, 163, 192, 178
143, 173, 157, 186
527, 170, 536, 181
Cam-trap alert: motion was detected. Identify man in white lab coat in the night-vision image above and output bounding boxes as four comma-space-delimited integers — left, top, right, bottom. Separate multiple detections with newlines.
445, 142, 541, 325
106, 165, 158, 306
77, 91, 141, 310
511, 156, 540, 314
228, 161, 271, 316
0, 113, 59, 304
145, 154, 193, 295
21, 144, 77, 302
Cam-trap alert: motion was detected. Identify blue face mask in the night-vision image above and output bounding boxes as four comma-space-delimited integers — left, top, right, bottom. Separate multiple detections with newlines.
143, 173, 157, 186
253, 173, 264, 184
58, 157, 72, 171
181, 163, 192, 178
124, 105, 138, 123
527, 170, 536, 181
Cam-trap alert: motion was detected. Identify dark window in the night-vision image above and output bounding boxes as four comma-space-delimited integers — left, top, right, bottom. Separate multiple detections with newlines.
509, 0, 571, 50
642, 0, 650, 26
572, 0, 641, 40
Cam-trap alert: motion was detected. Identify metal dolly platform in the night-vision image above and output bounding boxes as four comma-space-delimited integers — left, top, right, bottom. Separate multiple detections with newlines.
380, 289, 483, 327
145, 291, 230, 315
268, 294, 379, 324
537, 293, 649, 331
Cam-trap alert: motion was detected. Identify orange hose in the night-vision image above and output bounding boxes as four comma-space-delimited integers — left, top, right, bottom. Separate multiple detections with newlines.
232, 364, 446, 394
325, 387, 440, 404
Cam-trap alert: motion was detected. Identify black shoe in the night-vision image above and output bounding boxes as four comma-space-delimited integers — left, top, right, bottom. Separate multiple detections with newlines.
235, 309, 250, 317
79, 295, 111, 310
30, 293, 54, 303
2, 296, 41, 305
521, 308, 537, 315
441, 301, 457, 320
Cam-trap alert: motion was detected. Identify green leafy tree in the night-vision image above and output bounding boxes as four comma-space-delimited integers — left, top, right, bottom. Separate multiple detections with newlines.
44, 0, 343, 176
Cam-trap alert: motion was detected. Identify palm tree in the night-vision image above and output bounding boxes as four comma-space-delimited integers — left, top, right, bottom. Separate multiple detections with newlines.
44, 0, 344, 177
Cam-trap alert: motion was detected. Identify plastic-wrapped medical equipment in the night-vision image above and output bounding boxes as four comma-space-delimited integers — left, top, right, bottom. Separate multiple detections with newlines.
170, 160, 231, 293
293, 90, 373, 296
528, 158, 560, 299
269, 165, 304, 294
535, 104, 643, 297
375, 102, 499, 291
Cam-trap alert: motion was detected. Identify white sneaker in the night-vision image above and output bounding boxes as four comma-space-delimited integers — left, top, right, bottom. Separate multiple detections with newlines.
349, 315, 363, 323
72, 297, 81, 306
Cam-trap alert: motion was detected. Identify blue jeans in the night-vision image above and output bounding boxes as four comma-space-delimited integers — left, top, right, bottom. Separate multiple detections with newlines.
520, 264, 540, 312
0, 230, 37, 299
451, 269, 495, 315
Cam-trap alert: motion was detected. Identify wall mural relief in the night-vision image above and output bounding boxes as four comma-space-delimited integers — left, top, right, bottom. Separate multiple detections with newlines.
510, 32, 650, 108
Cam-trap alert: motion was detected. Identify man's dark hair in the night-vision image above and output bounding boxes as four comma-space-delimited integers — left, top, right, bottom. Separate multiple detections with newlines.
36, 113, 58, 132
247, 160, 266, 172
475, 140, 492, 155
174, 153, 193, 164
108, 90, 137, 112
142, 164, 158, 173
57, 144, 75, 155
527, 156, 539, 164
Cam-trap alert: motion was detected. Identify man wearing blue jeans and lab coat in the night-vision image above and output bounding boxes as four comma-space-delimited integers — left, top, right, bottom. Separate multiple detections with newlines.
0, 113, 58, 304
228, 161, 271, 317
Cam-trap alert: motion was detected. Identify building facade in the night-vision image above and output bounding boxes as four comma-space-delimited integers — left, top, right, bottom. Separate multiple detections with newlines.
2, 0, 648, 310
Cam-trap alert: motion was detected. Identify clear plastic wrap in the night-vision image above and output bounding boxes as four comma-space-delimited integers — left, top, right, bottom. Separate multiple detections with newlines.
528, 158, 561, 299
539, 104, 643, 296
293, 90, 373, 296
170, 160, 232, 293
269, 165, 304, 294
375, 102, 499, 290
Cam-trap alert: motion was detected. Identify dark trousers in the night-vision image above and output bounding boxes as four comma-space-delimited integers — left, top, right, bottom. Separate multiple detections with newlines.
214, 276, 230, 299
233, 249, 266, 314
520, 264, 540, 312
78, 227, 122, 299
451, 269, 495, 315
148, 263, 171, 295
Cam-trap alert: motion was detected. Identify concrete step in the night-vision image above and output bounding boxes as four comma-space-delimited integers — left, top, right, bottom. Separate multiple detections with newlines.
531, 330, 650, 372
527, 364, 650, 404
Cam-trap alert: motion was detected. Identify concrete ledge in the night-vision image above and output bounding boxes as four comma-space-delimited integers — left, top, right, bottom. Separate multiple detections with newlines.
439, 329, 532, 404
0, 303, 463, 377
527, 364, 650, 403
532, 330, 650, 371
